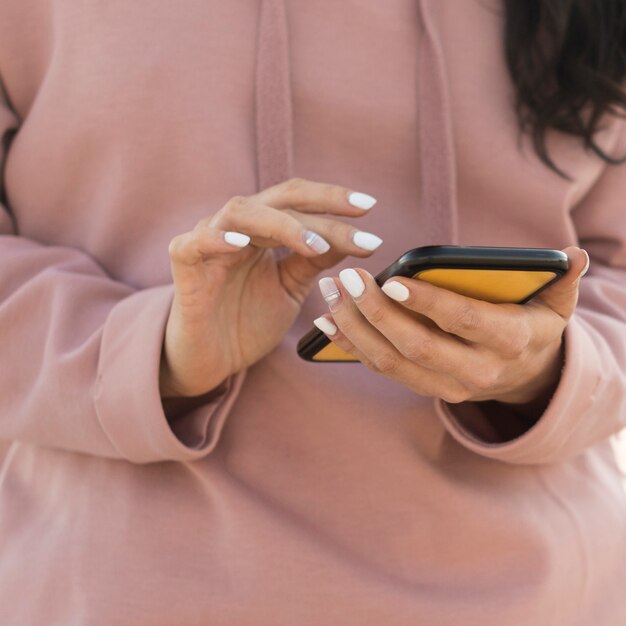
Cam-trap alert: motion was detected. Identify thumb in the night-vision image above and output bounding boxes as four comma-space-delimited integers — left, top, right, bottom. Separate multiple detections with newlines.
534, 246, 589, 320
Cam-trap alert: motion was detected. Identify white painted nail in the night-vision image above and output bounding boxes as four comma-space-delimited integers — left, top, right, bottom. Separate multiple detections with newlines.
339, 268, 365, 298
580, 249, 590, 277
224, 231, 251, 247
352, 231, 383, 251
382, 281, 409, 302
313, 316, 338, 336
348, 191, 377, 210
303, 230, 331, 254
318, 276, 342, 311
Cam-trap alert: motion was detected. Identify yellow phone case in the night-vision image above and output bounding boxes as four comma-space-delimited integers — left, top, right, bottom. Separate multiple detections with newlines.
311, 267, 559, 361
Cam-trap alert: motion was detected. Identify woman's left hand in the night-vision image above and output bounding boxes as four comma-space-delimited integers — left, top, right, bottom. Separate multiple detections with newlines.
314, 246, 589, 407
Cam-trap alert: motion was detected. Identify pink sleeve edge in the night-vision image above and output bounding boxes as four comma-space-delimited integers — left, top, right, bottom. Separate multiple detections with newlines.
93, 285, 246, 463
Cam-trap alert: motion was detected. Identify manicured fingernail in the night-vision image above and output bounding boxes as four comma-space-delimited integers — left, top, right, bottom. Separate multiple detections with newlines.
303, 230, 331, 254
348, 191, 377, 210
313, 316, 338, 336
352, 231, 383, 251
318, 277, 342, 310
224, 231, 251, 247
580, 249, 590, 277
339, 268, 365, 298
382, 281, 409, 302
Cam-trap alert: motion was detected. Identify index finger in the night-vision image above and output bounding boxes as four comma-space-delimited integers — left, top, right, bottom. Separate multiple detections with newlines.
252, 177, 377, 217
380, 276, 531, 354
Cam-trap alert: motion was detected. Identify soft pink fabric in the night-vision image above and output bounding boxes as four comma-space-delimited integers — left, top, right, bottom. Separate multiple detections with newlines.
1, 1, 626, 624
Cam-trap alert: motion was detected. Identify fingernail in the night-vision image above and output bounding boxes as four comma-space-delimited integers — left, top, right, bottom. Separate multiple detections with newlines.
339, 268, 365, 298
303, 230, 331, 254
224, 231, 251, 247
318, 277, 342, 311
348, 191, 377, 210
382, 281, 409, 302
313, 316, 338, 336
352, 231, 383, 251
580, 249, 590, 277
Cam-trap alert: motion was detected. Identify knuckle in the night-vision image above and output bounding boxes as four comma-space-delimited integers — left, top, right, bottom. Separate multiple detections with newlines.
502, 330, 530, 358
446, 303, 481, 335
372, 351, 400, 374
224, 195, 248, 214
193, 217, 213, 230
418, 288, 439, 315
320, 182, 341, 203
277, 205, 298, 225
401, 336, 437, 365
470, 368, 498, 392
442, 386, 471, 404
168, 234, 187, 261
366, 304, 387, 325
321, 219, 344, 241
360, 356, 377, 372
336, 317, 355, 336
282, 177, 306, 194
270, 213, 292, 239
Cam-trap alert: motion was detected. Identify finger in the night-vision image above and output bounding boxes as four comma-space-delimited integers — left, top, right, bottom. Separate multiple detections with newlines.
252, 177, 378, 217
209, 196, 333, 257
533, 246, 589, 321
379, 273, 530, 355
168, 227, 251, 293
317, 277, 466, 401
287, 210, 384, 257
336, 268, 478, 375
276, 213, 384, 293
312, 314, 371, 362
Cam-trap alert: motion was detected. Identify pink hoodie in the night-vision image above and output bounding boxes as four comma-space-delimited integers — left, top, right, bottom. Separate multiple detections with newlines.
1, 0, 626, 623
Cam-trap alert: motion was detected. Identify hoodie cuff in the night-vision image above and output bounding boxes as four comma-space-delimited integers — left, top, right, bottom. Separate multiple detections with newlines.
434, 315, 601, 464
94, 285, 245, 463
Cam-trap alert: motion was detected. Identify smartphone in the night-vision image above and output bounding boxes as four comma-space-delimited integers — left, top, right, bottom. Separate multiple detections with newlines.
297, 245, 569, 362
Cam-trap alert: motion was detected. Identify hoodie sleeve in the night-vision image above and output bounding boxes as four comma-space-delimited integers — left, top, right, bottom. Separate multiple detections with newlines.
0, 85, 246, 464
434, 122, 626, 465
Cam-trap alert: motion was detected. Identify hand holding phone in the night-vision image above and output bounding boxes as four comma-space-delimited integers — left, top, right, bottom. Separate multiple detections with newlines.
297, 244, 589, 410
298, 245, 569, 362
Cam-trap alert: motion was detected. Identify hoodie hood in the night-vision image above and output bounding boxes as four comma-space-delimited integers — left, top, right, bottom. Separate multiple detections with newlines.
255, 0, 458, 246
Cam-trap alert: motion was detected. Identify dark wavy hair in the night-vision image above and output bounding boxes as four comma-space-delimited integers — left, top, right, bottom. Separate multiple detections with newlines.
504, 0, 626, 176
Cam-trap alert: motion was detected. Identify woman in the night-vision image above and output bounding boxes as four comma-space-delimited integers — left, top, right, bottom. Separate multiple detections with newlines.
1, 0, 625, 623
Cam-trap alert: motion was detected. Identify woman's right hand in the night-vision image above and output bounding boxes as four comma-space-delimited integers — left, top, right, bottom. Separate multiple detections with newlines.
159, 178, 382, 398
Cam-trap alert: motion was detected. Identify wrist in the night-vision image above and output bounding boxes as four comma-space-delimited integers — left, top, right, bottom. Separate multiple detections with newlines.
491, 337, 565, 422
158, 345, 230, 400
